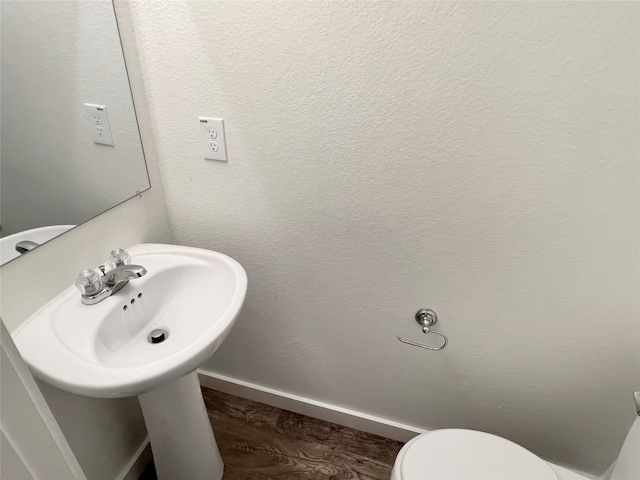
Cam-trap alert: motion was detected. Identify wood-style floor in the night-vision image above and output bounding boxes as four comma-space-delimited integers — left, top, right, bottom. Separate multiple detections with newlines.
140, 387, 404, 480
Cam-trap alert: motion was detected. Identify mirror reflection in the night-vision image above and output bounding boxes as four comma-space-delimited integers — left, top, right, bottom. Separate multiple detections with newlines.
0, 0, 151, 266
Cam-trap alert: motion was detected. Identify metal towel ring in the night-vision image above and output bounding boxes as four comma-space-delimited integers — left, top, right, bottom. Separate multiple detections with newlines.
396, 308, 448, 351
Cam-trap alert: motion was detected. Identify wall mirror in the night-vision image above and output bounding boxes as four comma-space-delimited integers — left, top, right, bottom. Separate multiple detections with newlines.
0, 0, 150, 266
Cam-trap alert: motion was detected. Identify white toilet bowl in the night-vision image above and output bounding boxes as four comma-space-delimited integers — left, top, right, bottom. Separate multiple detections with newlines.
390, 429, 559, 480
391, 416, 640, 480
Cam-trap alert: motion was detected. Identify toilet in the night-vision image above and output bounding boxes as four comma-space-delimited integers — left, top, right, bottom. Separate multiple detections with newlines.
391, 417, 640, 480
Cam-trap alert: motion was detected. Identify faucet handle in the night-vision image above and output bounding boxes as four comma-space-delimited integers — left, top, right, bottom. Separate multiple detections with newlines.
106, 248, 132, 269
75, 269, 103, 296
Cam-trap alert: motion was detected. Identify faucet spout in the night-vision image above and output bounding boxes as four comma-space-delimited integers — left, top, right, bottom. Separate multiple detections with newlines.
15, 240, 40, 254
103, 264, 147, 294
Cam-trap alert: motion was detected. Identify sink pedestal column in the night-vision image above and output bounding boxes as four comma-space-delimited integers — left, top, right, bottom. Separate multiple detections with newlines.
138, 371, 223, 480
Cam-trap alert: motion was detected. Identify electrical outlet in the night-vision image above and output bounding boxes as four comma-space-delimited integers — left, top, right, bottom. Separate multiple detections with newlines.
199, 117, 227, 161
84, 103, 114, 146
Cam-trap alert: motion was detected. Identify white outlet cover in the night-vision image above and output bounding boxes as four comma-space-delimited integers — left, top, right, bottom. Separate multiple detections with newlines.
84, 103, 114, 146
199, 117, 227, 161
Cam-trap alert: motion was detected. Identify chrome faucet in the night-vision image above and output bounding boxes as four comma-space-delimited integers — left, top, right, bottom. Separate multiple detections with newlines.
75, 249, 147, 305
102, 264, 147, 294
15, 240, 39, 254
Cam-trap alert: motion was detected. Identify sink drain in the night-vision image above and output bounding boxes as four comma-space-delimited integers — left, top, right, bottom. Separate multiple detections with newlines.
148, 329, 168, 344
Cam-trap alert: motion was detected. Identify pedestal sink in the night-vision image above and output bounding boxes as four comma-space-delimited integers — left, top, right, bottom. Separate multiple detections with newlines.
12, 243, 248, 480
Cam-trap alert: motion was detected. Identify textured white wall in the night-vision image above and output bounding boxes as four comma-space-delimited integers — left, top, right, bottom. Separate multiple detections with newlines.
0, 2, 171, 477
1, 0, 150, 236
129, 1, 639, 475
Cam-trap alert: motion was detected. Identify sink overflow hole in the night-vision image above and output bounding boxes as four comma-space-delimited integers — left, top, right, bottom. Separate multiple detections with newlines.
148, 329, 168, 344
123, 305, 127, 311
138, 293, 142, 298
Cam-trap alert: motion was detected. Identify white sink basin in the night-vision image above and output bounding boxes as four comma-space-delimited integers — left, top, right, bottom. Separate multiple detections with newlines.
14, 243, 247, 398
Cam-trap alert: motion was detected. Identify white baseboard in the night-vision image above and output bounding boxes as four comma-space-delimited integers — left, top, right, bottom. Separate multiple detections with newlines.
117, 437, 152, 480
197, 368, 425, 442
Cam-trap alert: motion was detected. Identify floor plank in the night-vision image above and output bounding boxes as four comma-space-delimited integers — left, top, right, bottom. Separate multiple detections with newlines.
203, 387, 403, 480
212, 415, 386, 479
276, 410, 403, 466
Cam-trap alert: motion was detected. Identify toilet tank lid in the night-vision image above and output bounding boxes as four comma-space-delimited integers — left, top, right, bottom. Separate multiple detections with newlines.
400, 429, 559, 480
